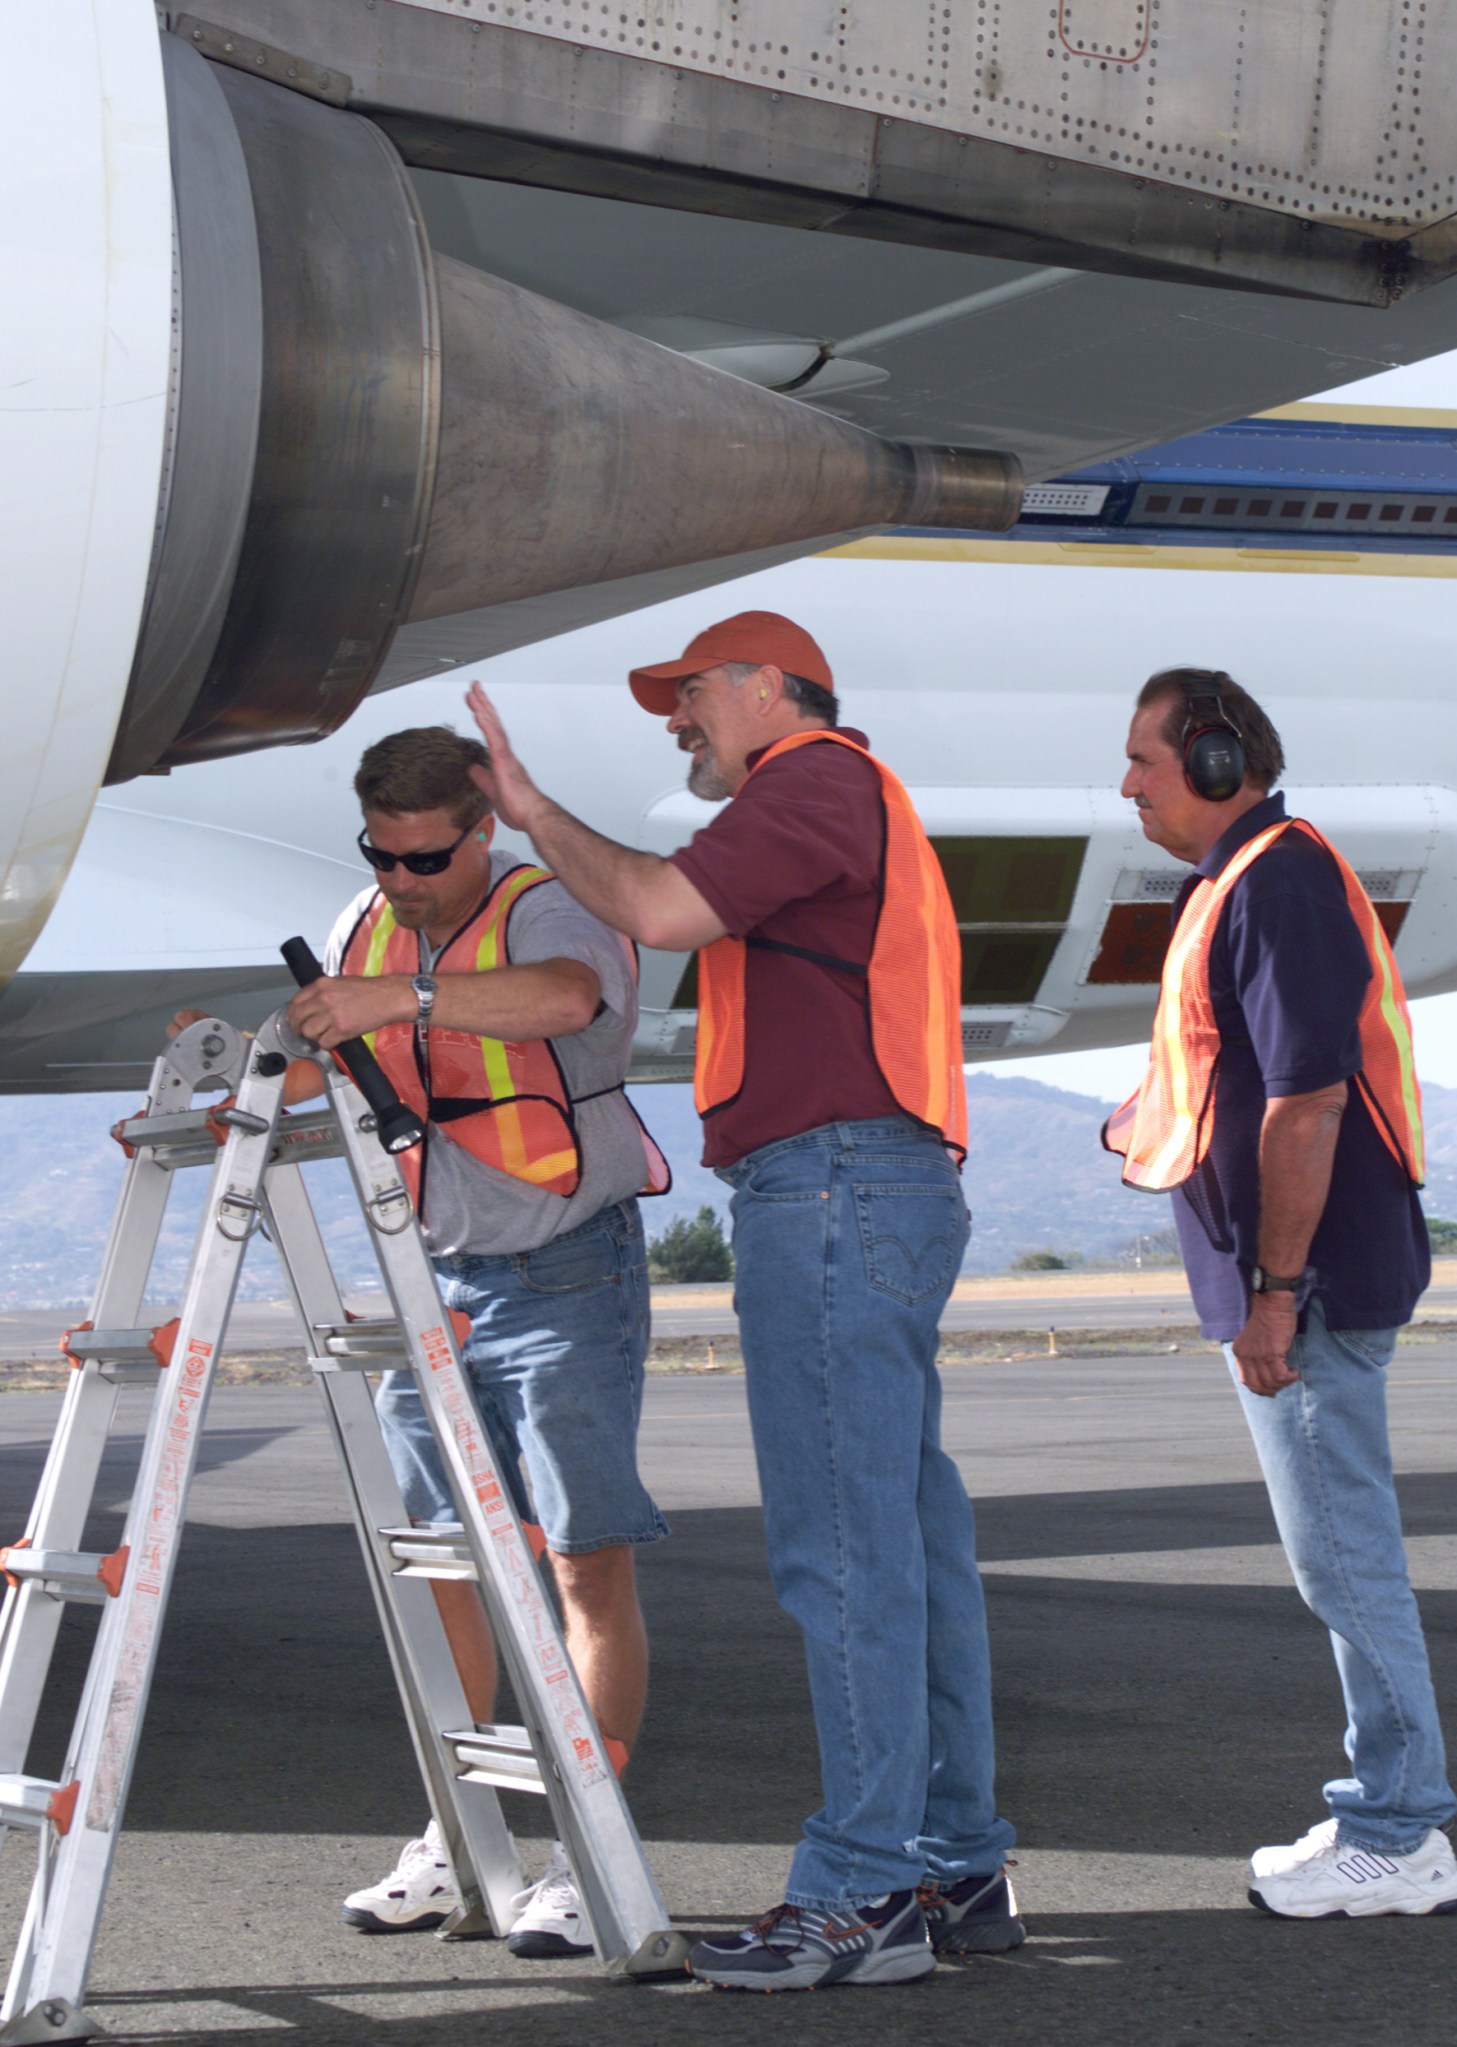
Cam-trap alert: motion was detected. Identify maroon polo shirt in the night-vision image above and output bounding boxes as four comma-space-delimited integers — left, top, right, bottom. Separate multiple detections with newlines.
668, 729, 900, 1167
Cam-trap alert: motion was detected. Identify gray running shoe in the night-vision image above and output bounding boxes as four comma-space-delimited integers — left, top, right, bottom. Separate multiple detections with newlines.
920, 1865, 1026, 1956
689, 1891, 934, 1992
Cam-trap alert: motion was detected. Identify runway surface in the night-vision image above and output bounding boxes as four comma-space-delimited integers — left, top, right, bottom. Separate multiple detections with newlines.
0, 1344, 1453, 2043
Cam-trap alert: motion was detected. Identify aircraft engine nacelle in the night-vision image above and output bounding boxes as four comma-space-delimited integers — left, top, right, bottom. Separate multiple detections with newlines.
0, 8, 1021, 987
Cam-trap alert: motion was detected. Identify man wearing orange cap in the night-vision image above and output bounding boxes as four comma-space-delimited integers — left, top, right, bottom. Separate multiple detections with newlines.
466, 611, 1019, 1992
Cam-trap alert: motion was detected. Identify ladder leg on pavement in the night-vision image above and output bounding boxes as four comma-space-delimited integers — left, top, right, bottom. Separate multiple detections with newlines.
0, 1022, 285, 2040
260, 1158, 526, 1938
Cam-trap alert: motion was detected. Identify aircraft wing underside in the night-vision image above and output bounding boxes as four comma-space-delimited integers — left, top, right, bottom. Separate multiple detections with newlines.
6, 2, 1457, 1085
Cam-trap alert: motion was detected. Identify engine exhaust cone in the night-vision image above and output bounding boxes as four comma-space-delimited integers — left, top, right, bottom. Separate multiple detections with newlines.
109, 48, 1022, 782
408, 253, 1021, 623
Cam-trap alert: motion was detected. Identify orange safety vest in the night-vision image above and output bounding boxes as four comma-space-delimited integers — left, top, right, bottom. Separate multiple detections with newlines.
694, 729, 968, 1160
341, 863, 670, 1206
1104, 818, 1424, 1193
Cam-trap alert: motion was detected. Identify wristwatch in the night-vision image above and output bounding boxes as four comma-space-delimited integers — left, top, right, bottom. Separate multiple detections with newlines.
1251, 1265, 1301, 1294
411, 972, 437, 1025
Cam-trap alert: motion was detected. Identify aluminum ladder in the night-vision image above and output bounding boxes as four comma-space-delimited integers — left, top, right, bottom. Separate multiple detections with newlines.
0, 1004, 686, 2042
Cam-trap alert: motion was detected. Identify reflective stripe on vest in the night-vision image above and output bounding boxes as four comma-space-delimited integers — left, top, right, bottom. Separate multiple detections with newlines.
342, 866, 581, 1200
694, 730, 968, 1159
469, 865, 578, 1189
1104, 818, 1424, 1192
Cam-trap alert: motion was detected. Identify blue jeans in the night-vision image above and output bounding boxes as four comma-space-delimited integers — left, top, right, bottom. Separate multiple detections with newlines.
1227, 1298, 1454, 1852
721, 1117, 1016, 1909
375, 1200, 667, 1555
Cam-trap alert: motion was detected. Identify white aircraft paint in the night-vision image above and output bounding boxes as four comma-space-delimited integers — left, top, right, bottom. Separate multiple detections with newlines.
13, 531, 1455, 1088
0, 1, 172, 983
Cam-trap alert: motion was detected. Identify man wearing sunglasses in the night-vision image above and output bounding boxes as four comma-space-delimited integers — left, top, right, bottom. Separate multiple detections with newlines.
286, 725, 670, 1957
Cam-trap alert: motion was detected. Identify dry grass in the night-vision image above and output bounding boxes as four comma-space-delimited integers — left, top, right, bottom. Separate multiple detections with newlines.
5, 1312, 1453, 1394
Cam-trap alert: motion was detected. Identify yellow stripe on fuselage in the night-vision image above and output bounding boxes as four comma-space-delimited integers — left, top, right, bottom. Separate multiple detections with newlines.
820, 538, 1457, 579
1257, 402, 1457, 429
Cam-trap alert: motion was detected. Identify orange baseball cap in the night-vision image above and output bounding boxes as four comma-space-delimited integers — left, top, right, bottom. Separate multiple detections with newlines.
628, 610, 834, 716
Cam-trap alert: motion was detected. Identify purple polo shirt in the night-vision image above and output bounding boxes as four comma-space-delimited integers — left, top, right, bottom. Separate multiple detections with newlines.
1165, 792, 1430, 1340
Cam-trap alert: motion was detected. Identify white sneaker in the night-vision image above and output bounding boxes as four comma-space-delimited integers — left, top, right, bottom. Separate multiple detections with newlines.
1250, 1817, 1339, 1881
1249, 1826, 1457, 1919
342, 1818, 459, 1933
507, 1841, 593, 1958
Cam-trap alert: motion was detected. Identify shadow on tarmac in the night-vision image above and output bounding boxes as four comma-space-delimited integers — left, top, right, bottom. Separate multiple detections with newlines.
0, 1423, 312, 1505
82, 1912, 1457, 2047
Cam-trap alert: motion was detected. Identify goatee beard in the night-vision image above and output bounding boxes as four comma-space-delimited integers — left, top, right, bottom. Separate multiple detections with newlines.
687, 751, 731, 802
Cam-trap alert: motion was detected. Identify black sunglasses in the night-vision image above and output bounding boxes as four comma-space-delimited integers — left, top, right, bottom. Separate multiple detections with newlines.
357, 823, 474, 877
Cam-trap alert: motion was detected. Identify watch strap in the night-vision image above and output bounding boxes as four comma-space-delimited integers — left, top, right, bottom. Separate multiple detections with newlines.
1252, 1265, 1301, 1293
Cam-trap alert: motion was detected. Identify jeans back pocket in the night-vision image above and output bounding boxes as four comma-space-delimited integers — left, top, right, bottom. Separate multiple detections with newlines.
854, 1183, 967, 1306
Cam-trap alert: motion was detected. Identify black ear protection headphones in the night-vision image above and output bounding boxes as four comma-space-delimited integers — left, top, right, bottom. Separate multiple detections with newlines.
1181, 675, 1247, 802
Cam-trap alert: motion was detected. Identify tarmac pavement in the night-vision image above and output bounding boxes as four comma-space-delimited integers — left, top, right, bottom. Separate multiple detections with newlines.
0, 1347, 1452, 2044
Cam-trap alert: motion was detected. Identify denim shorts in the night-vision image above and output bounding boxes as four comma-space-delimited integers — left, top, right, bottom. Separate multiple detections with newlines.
373, 1199, 668, 1555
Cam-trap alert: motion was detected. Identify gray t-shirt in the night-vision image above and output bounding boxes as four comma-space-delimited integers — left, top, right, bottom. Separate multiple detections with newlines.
324, 854, 652, 1256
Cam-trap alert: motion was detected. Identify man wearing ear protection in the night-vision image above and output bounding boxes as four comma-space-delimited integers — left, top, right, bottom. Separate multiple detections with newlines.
286, 724, 670, 1958
464, 615, 1021, 1992
1107, 668, 1455, 1920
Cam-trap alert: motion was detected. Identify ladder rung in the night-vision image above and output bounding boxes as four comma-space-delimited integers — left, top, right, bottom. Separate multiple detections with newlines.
112, 1105, 342, 1170
380, 1524, 477, 1579
0, 1775, 80, 1835
113, 1106, 226, 1151
308, 1352, 386, 1376
318, 1322, 404, 1359
446, 1726, 546, 1795
59, 1323, 178, 1370
0, 1545, 127, 1603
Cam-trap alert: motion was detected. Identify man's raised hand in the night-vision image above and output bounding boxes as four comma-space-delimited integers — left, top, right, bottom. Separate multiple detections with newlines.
465, 683, 544, 834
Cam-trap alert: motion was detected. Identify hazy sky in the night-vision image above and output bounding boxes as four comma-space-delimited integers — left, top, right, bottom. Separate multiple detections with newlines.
981, 349, 1457, 1104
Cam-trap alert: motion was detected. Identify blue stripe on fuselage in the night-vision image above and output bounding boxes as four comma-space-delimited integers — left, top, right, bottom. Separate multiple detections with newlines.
945, 416, 1457, 556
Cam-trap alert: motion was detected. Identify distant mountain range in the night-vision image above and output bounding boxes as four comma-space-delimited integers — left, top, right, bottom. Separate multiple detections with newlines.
4, 1073, 1456, 1308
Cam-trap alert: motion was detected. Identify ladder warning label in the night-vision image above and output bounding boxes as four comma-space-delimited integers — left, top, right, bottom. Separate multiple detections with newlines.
89, 1336, 213, 1832
420, 1324, 453, 1374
